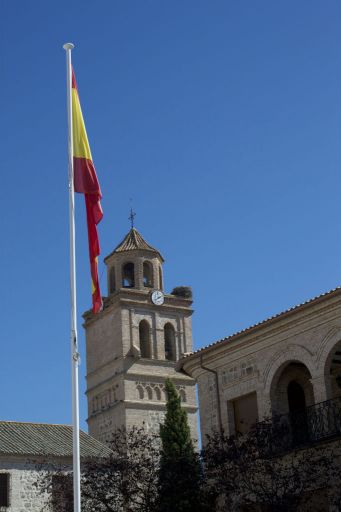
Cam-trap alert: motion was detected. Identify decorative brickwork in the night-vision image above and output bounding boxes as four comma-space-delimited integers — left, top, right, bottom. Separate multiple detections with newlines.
134, 381, 186, 402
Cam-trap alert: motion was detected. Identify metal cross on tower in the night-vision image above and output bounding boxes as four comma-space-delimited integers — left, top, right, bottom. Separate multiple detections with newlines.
129, 207, 136, 228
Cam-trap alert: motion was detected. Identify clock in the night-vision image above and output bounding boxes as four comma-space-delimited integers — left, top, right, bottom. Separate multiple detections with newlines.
151, 290, 164, 306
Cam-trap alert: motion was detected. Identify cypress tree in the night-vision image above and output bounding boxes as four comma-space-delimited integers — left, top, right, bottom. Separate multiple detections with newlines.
158, 379, 203, 512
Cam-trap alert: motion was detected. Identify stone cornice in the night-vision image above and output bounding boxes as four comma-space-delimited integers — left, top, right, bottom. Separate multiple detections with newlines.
83, 289, 193, 325
86, 400, 197, 421
178, 287, 341, 377
123, 400, 197, 412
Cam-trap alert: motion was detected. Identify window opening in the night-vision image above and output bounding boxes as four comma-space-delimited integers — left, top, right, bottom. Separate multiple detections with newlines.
287, 380, 308, 446
164, 323, 176, 361
122, 262, 135, 288
143, 261, 153, 287
0, 474, 9, 507
139, 320, 151, 358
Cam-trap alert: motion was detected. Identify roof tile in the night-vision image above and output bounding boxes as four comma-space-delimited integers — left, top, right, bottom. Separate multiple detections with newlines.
181, 286, 341, 360
104, 228, 163, 261
0, 421, 112, 458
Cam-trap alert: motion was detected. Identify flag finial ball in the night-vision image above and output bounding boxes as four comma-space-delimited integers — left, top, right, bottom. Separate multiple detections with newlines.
63, 43, 75, 51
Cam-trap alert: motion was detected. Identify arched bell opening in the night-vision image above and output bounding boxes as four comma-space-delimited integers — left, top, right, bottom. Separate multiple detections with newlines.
122, 262, 135, 288
159, 266, 163, 290
143, 261, 153, 288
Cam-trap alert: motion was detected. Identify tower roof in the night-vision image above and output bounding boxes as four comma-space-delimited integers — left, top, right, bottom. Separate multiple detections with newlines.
104, 228, 164, 262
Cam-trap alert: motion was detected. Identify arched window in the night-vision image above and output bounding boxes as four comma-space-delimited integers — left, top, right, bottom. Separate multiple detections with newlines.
139, 320, 151, 358
143, 261, 153, 288
109, 266, 116, 294
159, 266, 163, 289
155, 387, 161, 401
179, 389, 186, 402
164, 323, 176, 361
146, 386, 153, 400
111, 388, 116, 403
122, 262, 135, 288
137, 385, 144, 400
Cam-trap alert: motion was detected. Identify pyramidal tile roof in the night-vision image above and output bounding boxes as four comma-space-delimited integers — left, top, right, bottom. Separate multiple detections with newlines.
105, 228, 164, 261
0, 421, 112, 458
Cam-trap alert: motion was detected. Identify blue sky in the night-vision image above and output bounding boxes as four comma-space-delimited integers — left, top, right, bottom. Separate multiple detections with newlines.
1, 1, 341, 431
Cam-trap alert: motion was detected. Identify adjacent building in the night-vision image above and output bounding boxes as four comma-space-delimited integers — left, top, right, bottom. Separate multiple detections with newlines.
0, 421, 111, 512
178, 287, 341, 443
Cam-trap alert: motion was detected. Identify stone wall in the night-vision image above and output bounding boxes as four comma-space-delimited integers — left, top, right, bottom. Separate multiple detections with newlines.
0, 458, 70, 512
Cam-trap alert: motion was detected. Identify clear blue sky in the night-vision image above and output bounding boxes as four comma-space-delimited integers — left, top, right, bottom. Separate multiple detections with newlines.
1, 1, 341, 431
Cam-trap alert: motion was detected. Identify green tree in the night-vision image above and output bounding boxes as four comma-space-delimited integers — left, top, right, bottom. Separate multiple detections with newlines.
158, 379, 207, 512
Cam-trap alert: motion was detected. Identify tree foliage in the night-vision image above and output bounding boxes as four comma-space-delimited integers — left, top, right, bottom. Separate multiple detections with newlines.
81, 426, 159, 512
33, 398, 341, 511
158, 379, 207, 512
160, 379, 193, 459
35, 426, 159, 512
203, 419, 341, 511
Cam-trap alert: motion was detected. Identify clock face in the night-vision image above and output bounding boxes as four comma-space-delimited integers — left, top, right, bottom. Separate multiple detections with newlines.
151, 290, 164, 306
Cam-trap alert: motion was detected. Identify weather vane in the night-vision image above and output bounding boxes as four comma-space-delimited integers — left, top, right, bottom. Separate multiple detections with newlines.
129, 207, 136, 228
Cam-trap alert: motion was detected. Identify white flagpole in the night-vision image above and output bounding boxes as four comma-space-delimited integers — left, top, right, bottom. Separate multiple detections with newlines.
63, 42, 81, 512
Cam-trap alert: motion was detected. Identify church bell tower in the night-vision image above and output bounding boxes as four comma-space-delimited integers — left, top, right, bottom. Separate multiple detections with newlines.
84, 226, 197, 443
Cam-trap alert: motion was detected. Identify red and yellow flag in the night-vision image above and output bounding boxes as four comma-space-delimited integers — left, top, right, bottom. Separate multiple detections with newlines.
72, 69, 103, 313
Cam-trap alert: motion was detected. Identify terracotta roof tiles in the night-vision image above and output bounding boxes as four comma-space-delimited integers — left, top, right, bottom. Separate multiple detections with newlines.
104, 228, 163, 262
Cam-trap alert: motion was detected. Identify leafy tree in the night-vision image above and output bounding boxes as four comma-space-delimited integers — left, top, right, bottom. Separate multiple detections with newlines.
35, 426, 159, 512
158, 379, 206, 512
203, 418, 341, 511
81, 426, 159, 512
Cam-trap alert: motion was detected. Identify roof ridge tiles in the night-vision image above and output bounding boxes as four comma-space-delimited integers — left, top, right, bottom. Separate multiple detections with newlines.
0, 420, 72, 427
182, 285, 341, 360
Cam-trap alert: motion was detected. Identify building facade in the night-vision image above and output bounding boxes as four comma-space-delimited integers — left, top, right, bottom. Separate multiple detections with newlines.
0, 421, 111, 512
178, 287, 341, 442
84, 227, 198, 444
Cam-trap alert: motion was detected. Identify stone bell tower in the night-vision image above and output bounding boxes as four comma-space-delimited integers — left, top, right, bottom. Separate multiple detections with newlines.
84, 226, 197, 444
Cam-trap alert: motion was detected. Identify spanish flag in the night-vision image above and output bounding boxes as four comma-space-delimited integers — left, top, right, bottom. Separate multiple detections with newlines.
72, 69, 103, 313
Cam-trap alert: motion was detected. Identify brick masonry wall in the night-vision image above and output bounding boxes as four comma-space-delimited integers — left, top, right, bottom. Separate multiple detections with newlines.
85, 246, 198, 445
185, 291, 341, 441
